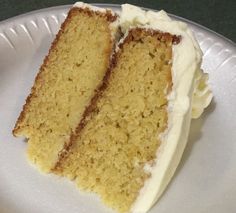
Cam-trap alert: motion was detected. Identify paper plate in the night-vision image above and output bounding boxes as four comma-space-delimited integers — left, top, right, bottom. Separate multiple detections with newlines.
0, 4, 235, 213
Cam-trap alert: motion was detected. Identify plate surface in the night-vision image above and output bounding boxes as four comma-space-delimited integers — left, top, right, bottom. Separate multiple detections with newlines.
0, 4, 236, 213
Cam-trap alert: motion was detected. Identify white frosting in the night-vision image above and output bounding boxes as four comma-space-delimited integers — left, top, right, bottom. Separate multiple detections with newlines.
73, 2, 113, 14
192, 69, 213, 118
120, 4, 212, 213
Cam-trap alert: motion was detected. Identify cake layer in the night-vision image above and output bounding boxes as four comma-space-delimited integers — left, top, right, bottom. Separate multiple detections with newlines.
13, 5, 118, 172
54, 28, 178, 212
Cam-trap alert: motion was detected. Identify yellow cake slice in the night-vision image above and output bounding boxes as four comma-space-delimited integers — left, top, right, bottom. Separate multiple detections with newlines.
13, 2, 212, 213
13, 3, 119, 172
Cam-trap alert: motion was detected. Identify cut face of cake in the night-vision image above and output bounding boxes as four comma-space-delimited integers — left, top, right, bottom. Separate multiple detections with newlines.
13, 3, 119, 172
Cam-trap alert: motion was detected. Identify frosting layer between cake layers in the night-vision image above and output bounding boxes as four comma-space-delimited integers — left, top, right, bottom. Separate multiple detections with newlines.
120, 4, 212, 212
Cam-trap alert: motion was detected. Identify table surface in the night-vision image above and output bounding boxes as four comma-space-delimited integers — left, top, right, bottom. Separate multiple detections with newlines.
0, 0, 235, 43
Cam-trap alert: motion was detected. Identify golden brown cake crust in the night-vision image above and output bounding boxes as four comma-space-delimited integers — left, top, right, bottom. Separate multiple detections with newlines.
53, 28, 180, 172
12, 7, 118, 137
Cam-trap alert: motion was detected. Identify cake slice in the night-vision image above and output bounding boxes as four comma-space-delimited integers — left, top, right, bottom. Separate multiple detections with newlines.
13, 3, 119, 172
13, 2, 212, 213
54, 4, 212, 213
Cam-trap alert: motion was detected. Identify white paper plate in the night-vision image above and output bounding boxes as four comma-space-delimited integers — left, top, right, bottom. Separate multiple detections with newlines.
0, 4, 236, 213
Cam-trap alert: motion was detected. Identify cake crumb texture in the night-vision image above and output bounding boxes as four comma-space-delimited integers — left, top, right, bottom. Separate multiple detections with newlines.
13, 7, 117, 172
56, 29, 174, 212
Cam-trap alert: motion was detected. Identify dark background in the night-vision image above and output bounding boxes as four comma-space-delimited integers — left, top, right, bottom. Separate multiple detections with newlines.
0, 0, 235, 42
